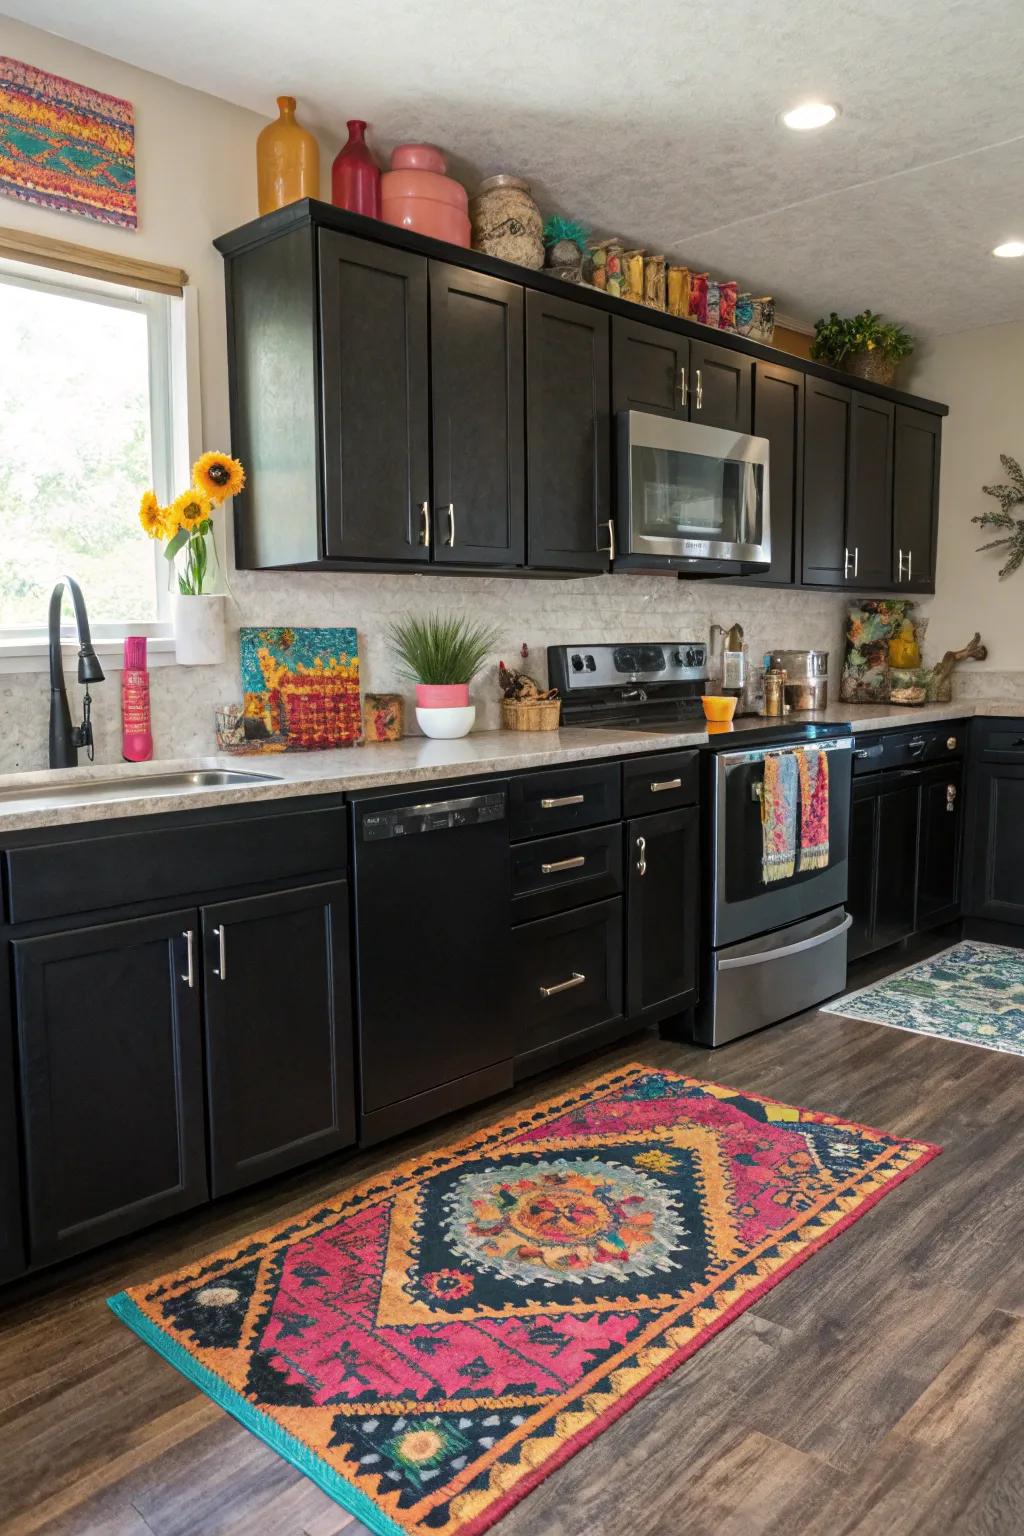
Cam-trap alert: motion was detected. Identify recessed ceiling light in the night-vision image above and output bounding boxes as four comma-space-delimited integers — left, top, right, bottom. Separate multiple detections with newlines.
782, 102, 839, 131
992, 240, 1024, 259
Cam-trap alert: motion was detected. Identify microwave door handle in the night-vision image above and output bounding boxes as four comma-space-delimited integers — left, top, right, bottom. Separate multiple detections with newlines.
718, 913, 852, 971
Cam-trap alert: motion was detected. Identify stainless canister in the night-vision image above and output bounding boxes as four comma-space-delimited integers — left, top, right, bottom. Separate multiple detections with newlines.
766, 650, 828, 710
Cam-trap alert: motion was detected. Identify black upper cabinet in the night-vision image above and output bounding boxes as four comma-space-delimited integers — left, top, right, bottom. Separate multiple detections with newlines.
319, 231, 431, 563
526, 290, 611, 571
611, 315, 688, 419
688, 337, 753, 432
802, 377, 852, 586
201, 881, 355, 1198
429, 262, 525, 566
751, 361, 804, 585
893, 405, 941, 591
626, 806, 699, 1021
847, 393, 895, 588
14, 912, 206, 1267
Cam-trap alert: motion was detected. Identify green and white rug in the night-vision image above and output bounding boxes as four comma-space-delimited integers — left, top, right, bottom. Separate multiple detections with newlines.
825, 941, 1024, 1056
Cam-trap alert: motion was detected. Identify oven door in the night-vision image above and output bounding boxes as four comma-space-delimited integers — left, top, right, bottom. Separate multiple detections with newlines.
616, 410, 770, 572
711, 738, 853, 948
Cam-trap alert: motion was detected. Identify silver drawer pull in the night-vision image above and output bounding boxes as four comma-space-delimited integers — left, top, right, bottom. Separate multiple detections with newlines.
650, 777, 682, 793
540, 971, 586, 998
540, 793, 585, 809
541, 855, 586, 874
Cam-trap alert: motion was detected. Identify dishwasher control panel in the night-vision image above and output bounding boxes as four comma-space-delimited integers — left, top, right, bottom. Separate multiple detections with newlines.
360, 791, 506, 840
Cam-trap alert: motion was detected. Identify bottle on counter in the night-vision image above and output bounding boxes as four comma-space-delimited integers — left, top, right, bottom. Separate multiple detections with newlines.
121, 635, 153, 761
722, 622, 747, 694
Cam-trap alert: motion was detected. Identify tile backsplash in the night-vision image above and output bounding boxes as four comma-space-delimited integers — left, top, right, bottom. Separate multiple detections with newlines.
1, 572, 853, 772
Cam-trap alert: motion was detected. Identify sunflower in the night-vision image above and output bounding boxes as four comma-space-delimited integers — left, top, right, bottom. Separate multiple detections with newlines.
171, 486, 213, 530
139, 489, 172, 539
192, 451, 245, 504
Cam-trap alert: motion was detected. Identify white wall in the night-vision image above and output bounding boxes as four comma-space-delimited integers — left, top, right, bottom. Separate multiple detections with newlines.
913, 321, 1024, 688
0, 18, 853, 770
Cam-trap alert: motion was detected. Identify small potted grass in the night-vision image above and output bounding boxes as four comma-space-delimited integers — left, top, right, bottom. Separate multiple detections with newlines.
388, 612, 499, 739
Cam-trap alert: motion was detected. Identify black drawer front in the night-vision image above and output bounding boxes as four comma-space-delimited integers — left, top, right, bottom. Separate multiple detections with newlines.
975, 719, 1024, 762
622, 750, 699, 816
509, 762, 621, 840
852, 724, 966, 775
513, 898, 623, 1056
511, 824, 623, 922
4, 808, 348, 925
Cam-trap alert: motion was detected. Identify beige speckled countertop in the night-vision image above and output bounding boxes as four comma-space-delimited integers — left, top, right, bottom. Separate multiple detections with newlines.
0, 701, 1017, 835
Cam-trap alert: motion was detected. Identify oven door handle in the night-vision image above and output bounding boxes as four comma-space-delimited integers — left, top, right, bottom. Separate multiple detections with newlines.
718, 912, 852, 971
719, 739, 853, 769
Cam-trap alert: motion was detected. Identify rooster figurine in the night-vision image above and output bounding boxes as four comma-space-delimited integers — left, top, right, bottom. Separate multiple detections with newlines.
498, 661, 558, 701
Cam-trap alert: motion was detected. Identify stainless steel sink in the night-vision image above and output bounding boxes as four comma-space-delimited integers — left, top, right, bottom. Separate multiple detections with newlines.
0, 768, 280, 814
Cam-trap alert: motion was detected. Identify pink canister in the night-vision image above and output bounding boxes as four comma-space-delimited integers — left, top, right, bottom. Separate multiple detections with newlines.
381, 144, 470, 247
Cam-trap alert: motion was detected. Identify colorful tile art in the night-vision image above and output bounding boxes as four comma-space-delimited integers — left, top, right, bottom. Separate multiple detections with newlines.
239, 626, 362, 751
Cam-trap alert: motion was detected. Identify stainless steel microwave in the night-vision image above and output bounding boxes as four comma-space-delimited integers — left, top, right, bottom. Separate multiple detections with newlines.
614, 411, 771, 575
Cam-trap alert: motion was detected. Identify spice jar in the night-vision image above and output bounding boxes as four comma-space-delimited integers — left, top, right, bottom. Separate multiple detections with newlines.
643, 254, 666, 309
470, 175, 544, 268
667, 265, 692, 318
764, 669, 787, 717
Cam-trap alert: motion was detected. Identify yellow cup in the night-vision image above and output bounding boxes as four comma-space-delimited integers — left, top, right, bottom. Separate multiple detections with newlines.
702, 695, 738, 723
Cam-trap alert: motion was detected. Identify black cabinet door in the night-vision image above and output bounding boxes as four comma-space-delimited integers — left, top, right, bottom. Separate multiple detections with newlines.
892, 405, 941, 591
967, 764, 1024, 924
847, 783, 880, 961
918, 764, 963, 928
688, 338, 753, 432
0, 945, 25, 1282
319, 231, 430, 562
626, 807, 699, 1021
429, 263, 525, 566
201, 881, 355, 1197
751, 361, 803, 585
14, 912, 206, 1266
526, 290, 611, 570
514, 898, 624, 1062
847, 393, 895, 588
874, 779, 920, 950
802, 377, 852, 585
611, 316, 688, 419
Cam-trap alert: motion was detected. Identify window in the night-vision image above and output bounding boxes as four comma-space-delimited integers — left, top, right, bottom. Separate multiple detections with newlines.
0, 257, 188, 642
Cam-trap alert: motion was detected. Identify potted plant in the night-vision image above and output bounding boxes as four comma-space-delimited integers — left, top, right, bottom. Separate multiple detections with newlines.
138, 451, 245, 664
387, 613, 499, 739
809, 310, 915, 385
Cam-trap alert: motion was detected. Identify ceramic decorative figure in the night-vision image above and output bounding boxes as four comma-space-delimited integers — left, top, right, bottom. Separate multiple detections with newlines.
381, 144, 469, 246
470, 175, 544, 268
331, 119, 381, 217
362, 692, 404, 742
256, 96, 320, 214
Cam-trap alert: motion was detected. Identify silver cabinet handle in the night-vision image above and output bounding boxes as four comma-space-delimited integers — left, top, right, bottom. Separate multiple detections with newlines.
181, 929, 195, 989
854, 546, 859, 577
540, 793, 585, 809
419, 500, 430, 547
844, 546, 859, 579
695, 368, 703, 410
844, 546, 852, 578
636, 834, 647, 876
907, 548, 912, 580
445, 503, 455, 547
213, 924, 227, 981
650, 777, 682, 793
540, 972, 586, 998
599, 518, 616, 562
897, 548, 905, 582
946, 784, 958, 813
680, 366, 688, 409
541, 855, 586, 874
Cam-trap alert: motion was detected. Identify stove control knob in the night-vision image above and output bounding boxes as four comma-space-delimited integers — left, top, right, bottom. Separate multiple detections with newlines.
570, 653, 584, 672
584, 654, 597, 671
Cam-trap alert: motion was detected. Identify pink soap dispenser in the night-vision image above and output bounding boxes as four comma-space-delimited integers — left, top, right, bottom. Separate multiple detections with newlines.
122, 635, 153, 761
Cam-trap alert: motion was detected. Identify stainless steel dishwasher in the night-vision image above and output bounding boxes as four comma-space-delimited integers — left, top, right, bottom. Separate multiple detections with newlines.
349, 780, 515, 1144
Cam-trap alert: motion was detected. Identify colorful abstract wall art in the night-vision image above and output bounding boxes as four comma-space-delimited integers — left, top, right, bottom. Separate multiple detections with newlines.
0, 57, 137, 228
239, 626, 362, 751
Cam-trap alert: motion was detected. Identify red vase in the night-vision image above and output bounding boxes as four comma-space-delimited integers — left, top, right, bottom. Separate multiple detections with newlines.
331, 119, 381, 217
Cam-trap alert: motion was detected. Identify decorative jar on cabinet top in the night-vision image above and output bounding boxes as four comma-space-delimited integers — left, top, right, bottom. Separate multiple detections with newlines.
331, 119, 381, 217
256, 96, 320, 214
381, 144, 469, 246
470, 175, 544, 268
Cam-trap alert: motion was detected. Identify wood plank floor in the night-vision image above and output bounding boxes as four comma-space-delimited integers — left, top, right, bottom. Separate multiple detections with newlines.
2, 938, 1023, 1535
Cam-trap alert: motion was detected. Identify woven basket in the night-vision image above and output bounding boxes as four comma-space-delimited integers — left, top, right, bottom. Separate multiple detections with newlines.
844, 349, 897, 386
501, 697, 561, 732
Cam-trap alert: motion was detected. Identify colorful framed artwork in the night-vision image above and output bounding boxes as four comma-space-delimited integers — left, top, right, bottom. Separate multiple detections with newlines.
239, 626, 362, 752
0, 57, 137, 228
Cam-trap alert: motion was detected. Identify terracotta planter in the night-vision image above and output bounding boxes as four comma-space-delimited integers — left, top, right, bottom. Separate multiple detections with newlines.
415, 682, 469, 708
844, 349, 898, 386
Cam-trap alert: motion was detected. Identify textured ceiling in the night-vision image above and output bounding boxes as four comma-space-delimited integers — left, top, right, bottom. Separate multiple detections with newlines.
5, 0, 1024, 339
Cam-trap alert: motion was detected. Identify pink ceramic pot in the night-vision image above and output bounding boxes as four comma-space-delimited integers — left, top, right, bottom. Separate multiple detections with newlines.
416, 682, 470, 708
382, 144, 470, 247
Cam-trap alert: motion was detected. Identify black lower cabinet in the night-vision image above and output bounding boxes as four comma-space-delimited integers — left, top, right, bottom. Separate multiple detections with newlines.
917, 764, 963, 927
14, 912, 206, 1267
966, 761, 1024, 924
514, 899, 624, 1073
626, 807, 699, 1021
0, 948, 25, 1282
201, 881, 354, 1197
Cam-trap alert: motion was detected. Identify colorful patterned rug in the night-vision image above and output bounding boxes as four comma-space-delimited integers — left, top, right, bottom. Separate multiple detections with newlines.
826, 941, 1024, 1056
109, 1065, 939, 1535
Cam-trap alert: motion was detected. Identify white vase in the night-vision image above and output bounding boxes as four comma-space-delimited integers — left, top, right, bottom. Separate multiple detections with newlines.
174, 593, 227, 666
415, 704, 476, 739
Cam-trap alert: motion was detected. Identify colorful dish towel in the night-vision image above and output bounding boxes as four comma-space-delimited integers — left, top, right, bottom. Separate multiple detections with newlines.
798, 748, 830, 870
761, 750, 799, 882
